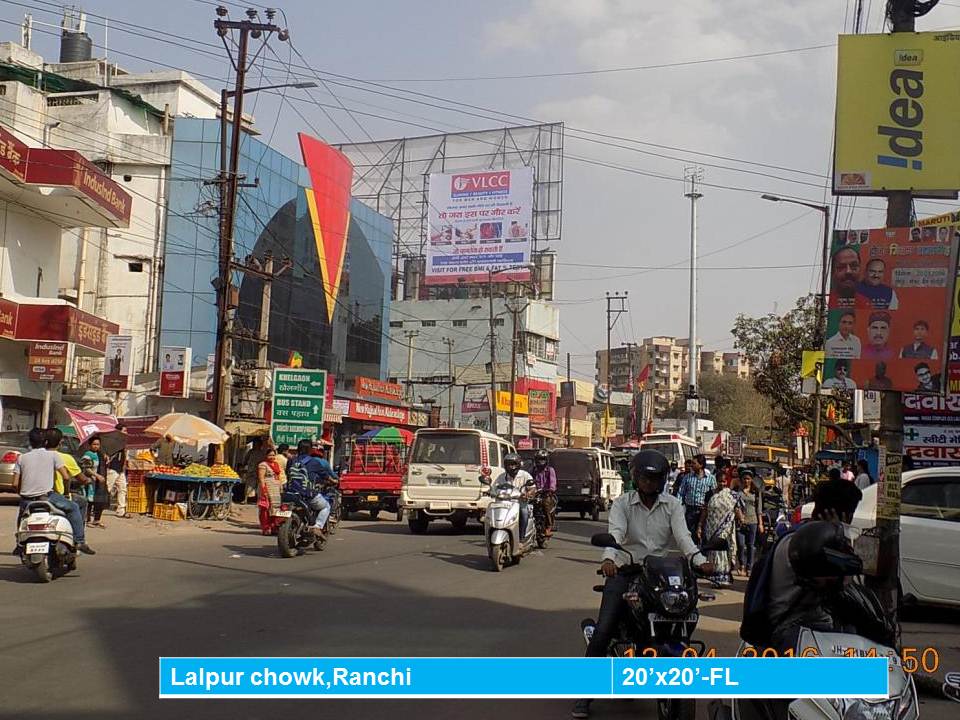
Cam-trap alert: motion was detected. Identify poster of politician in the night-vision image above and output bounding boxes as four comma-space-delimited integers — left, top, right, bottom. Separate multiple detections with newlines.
824, 226, 958, 393
102, 335, 133, 390
426, 167, 533, 283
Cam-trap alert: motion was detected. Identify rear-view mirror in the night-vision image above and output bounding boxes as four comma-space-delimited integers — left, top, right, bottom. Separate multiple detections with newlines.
591, 532, 621, 550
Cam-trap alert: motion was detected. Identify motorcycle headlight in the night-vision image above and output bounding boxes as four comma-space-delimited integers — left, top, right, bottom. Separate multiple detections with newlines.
829, 699, 898, 720
659, 590, 691, 614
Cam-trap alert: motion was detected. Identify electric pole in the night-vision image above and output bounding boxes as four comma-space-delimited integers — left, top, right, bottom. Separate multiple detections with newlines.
623, 341, 639, 439
442, 337, 455, 427
566, 352, 572, 448
404, 330, 419, 402
506, 288, 530, 445
488, 273, 498, 433
685, 167, 703, 441
211, 7, 288, 428
605, 292, 628, 448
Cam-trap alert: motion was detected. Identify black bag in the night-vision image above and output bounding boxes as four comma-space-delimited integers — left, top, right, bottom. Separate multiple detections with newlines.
739, 529, 793, 646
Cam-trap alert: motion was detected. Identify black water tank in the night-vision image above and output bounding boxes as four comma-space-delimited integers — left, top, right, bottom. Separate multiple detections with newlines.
59, 30, 92, 63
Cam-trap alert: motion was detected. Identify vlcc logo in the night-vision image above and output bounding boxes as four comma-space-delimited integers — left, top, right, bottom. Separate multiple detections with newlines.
877, 50, 924, 172
450, 171, 510, 198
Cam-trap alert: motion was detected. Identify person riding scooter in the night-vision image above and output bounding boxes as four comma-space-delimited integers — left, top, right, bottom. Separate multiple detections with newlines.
494, 453, 535, 539
285, 439, 333, 537
573, 449, 714, 719
531, 450, 557, 536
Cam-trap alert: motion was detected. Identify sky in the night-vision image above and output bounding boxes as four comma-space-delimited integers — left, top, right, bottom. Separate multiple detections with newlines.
5, 0, 960, 384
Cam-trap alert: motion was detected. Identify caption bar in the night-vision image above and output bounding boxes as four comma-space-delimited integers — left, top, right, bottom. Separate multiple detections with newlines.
159, 657, 888, 699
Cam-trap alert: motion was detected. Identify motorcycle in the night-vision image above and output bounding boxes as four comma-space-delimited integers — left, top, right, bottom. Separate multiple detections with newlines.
16, 500, 78, 583
481, 476, 538, 572
323, 481, 342, 535
532, 490, 557, 549
584, 532, 725, 720
276, 491, 327, 558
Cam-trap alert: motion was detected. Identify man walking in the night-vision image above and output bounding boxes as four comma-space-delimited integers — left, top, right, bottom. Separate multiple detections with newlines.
676, 454, 717, 540
13, 427, 95, 556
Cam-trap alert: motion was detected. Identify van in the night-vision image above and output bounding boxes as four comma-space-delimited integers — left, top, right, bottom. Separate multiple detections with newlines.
638, 432, 700, 468
402, 428, 515, 534
550, 447, 623, 521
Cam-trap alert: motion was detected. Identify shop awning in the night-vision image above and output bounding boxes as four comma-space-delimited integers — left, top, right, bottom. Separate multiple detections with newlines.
0, 296, 119, 356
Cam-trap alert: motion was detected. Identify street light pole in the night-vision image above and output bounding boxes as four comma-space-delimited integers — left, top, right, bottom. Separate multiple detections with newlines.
760, 194, 831, 457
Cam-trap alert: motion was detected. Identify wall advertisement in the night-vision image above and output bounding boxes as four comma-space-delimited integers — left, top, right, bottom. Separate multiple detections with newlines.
159, 346, 192, 398
102, 335, 134, 390
824, 227, 958, 393
426, 167, 533, 283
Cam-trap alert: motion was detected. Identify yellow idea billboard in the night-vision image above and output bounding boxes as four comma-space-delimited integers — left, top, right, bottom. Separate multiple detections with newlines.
834, 31, 960, 196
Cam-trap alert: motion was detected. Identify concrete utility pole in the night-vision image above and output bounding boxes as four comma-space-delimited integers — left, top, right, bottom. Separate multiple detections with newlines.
566, 352, 572, 448
623, 341, 639, 439
605, 292, 628, 448
442, 337, 455, 427
488, 273, 498, 433
507, 289, 530, 445
685, 167, 703, 440
404, 330, 419, 402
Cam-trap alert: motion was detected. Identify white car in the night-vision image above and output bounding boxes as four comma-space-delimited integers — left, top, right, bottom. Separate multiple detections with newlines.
800, 467, 960, 608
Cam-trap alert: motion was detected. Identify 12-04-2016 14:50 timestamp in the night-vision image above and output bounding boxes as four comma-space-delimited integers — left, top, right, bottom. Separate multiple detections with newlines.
623, 646, 941, 673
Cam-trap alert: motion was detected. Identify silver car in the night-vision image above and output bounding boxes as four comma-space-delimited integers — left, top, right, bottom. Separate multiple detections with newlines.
0, 431, 81, 494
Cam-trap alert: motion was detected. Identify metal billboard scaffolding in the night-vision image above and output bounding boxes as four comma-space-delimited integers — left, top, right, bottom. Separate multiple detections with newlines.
335, 122, 563, 299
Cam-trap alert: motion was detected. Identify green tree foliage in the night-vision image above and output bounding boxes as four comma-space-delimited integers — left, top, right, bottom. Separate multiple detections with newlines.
667, 373, 774, 442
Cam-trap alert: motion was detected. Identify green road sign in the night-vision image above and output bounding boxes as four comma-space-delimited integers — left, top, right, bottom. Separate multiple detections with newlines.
270, 368, 326, 445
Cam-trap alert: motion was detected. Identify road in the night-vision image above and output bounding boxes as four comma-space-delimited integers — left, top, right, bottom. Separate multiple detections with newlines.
0, 501, 957, 720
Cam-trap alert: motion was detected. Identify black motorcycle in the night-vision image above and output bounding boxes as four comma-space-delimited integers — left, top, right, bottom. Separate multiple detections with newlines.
276, 491, 326, 558
583, 532, 724, 720
532, 491, 557, 548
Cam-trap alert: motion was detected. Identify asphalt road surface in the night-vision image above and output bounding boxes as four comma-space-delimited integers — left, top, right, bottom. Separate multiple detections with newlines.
0, 502, 957, 720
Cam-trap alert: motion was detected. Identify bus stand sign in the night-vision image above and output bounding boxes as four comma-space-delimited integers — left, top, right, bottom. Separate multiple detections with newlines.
271, 368, 327, 445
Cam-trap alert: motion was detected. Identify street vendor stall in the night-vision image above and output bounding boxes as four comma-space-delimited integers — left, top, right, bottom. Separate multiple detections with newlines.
141, 413, 240, 521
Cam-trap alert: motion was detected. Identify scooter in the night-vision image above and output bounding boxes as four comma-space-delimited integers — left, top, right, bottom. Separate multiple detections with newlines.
481, 476, 538, 572
16, 500, 78, 583
584, 532, 724, 720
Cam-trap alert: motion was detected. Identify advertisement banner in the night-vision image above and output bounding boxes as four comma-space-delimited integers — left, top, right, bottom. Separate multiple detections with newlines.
527, 389, 553, 422
902, 392, 960, 467
159, 346, 192, 398
119, 415, 160, 449
461, 386, 490, 414
425, 167, 534, 283
354, 376, 404, 402
495, 391, 528, 414
26, 341, 67, 382
102, 335, 133, 390
834, 32, 960, 195
824, 227, 958, 393
0, 297, 17, 339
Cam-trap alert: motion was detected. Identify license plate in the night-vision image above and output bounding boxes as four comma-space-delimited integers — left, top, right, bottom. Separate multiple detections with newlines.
273, 510, 292, 518
648, 612, 699, 624
580, 488, 590, 495
25, 542, 49, 555
366, 495, 379, 501
428, 476, 461, 486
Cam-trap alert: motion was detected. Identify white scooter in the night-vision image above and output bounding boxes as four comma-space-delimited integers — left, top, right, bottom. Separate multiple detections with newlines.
16, 500, 78, 582
709, 628, 919, 720
481, 477, 538, 572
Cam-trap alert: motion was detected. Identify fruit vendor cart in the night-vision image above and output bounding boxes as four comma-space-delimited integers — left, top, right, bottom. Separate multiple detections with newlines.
146, 462, 240, 520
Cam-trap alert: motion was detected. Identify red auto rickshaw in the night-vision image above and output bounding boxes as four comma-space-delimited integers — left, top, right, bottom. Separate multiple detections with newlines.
340, 427, 411, 521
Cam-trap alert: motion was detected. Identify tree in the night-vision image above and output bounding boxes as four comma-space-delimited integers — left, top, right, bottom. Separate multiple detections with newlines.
731, 294, 819, 438
666, 373, 774, 442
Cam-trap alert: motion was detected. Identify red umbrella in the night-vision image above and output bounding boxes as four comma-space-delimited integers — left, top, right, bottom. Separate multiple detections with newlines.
65, 409, 117, 444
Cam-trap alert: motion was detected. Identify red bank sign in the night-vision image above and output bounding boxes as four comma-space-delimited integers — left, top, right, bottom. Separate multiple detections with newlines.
450, 171, 510, 198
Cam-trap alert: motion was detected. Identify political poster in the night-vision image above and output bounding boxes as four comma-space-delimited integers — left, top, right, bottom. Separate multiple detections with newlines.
425, 167, 533, 284
824, 226, 958, 393
102, 335, 133, 390
159, 346, 191, 398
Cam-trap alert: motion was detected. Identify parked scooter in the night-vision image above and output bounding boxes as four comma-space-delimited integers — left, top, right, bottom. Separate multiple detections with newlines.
481, 476, 538, 571
584, 532, 724, 720
16, 500, 78, 582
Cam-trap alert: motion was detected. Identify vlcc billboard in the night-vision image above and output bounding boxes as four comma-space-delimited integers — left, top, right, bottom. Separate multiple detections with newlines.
426, 167, 533, 283
834, 31, 960, 196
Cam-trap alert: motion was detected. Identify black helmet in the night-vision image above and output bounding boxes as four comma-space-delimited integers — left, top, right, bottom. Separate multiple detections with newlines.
503, 453, 522, 475
788, 521, 862, 580
534, 449, 549, 465
630, 450, 670, 492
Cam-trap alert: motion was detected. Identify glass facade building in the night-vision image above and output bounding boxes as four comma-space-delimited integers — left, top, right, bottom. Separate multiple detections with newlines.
161, 118, 392, 384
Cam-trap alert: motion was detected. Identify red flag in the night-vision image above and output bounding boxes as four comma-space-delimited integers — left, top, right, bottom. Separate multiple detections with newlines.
710, 433, 723, 450
637, 365, 650, 387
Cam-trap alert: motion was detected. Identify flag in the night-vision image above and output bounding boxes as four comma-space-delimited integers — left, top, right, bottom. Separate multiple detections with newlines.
710, 433, 723, 450
637, 364, 651, 389
288, 351, 303, 368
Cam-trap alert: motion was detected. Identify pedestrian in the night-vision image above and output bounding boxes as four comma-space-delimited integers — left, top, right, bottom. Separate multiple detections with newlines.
812, 468, 863, 524
74, 456, 96, 519
83, 436, 109, 528
107, 427, 128, 518
703, 473, 739, 588
672, 459, 694, 496
152, 432, 177, 466
47, 428, 83, 513
736, 469, 763, 576
854, 459, 873, 490
840, 462, 855, 482
676, 454, 717, 540
12, 427, 94, 555
620, 458, 635, 493
242, 437, 269, 503
257, 447, 286, 525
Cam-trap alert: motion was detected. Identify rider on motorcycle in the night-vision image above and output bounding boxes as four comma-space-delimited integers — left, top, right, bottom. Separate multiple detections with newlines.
494, 453, 535, 540
573, 449, 713, 719
285, 439, 335, 536
531, 449, 557, 536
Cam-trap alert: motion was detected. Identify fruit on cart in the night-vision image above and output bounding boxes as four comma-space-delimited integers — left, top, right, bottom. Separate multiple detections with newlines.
153, 465, 181, 475
136, 450, 154, 461
210, 463, 239, 479
181, 463, 212, 477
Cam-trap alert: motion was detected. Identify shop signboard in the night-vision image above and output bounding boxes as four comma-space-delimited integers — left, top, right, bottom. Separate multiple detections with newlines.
495, 391, 528, 414
348, 401, 409, 426
425, 167, 534, 283
0, 297, 16, 339
26, 341, 67, 382
271, 368, 327, 445
159, 346, 191, 398
355, 376, 404, 402
461, 386, 490, 414
102, 335, 133, 390
824, 226, 958, 393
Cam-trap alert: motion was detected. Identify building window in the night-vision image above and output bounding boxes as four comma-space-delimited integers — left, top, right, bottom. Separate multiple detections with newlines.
389, 321, 403, 328
422, 320, 436, 327
127, 261, 144, 273
493, 318, 505, 327
452, 319, 467, 327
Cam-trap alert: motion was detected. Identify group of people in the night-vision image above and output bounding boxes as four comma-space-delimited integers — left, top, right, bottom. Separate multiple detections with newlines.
572, 447, 869, 719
